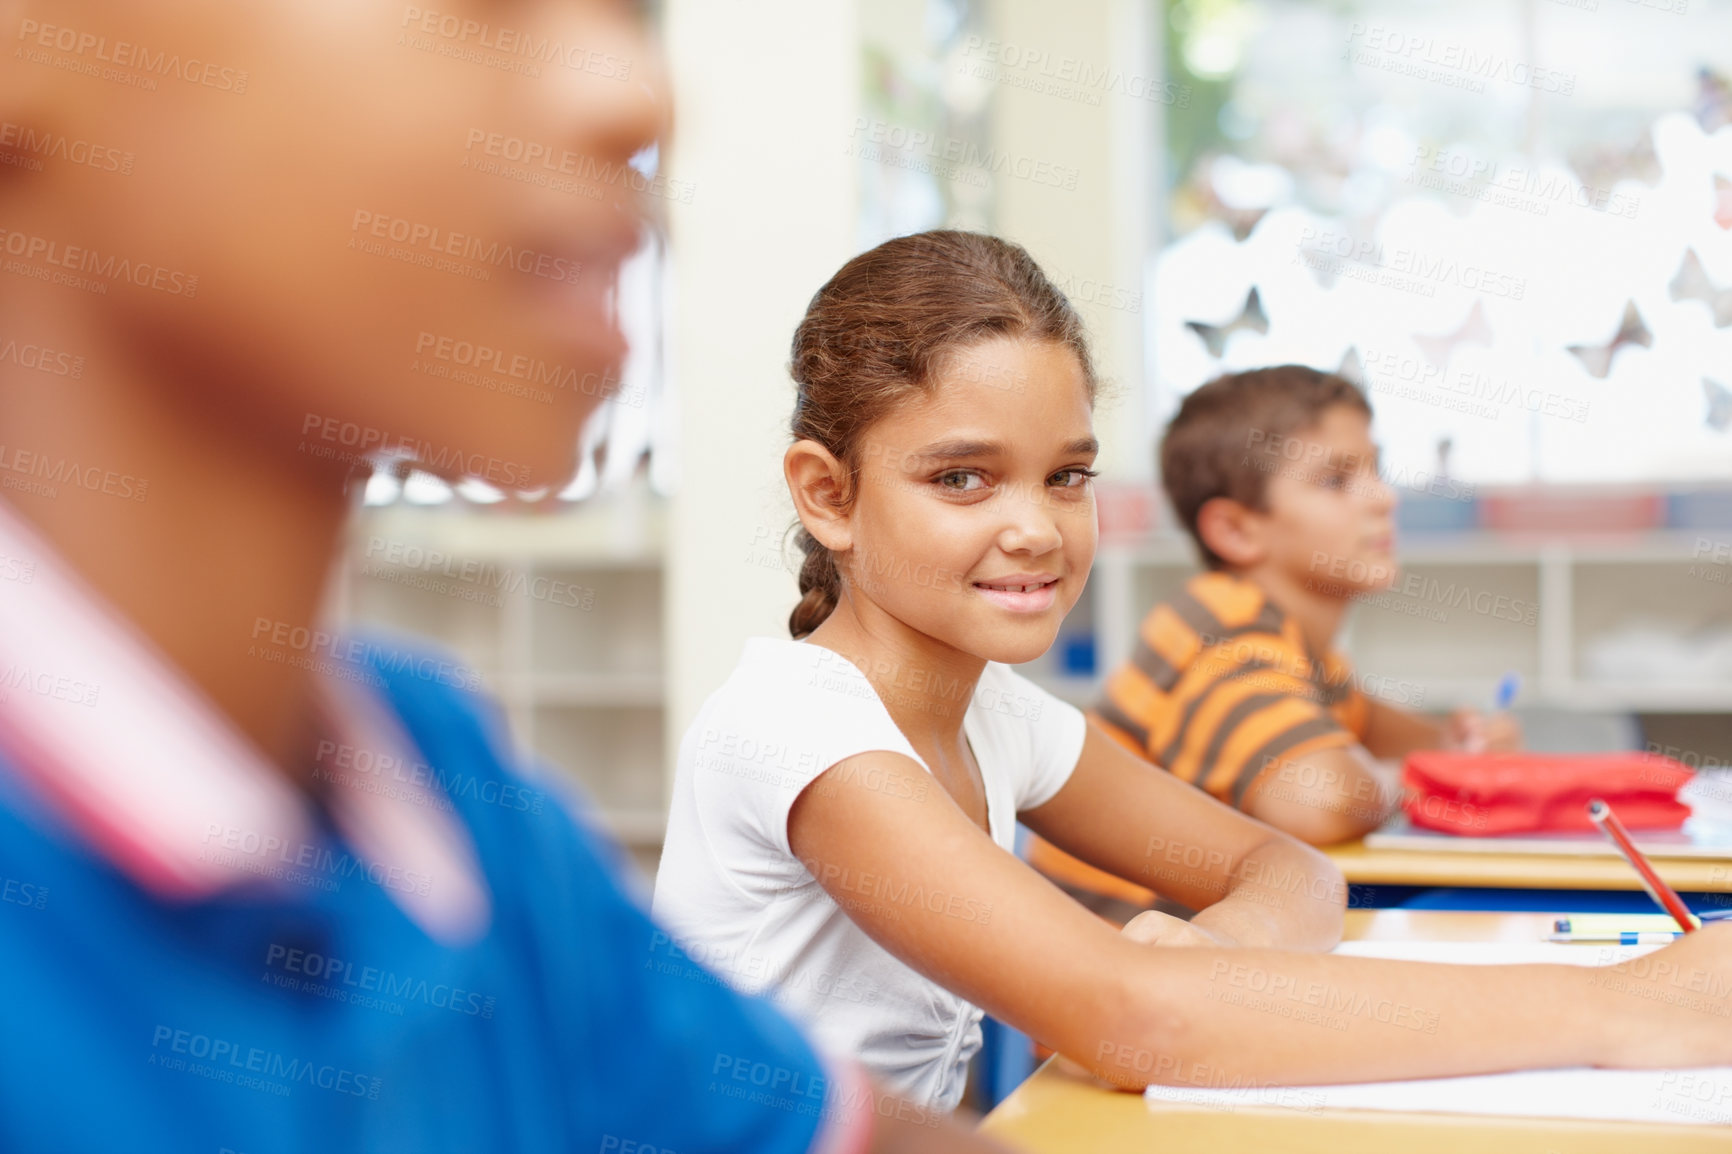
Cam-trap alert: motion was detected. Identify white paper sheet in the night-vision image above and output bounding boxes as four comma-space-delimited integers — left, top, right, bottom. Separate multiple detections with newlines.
1143, 939, 1732, 1126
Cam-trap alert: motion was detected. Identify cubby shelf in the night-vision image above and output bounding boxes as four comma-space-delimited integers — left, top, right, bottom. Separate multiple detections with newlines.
332, 497, 1730, 853
330, 490, 670, 847
1019, 531, 1732, 718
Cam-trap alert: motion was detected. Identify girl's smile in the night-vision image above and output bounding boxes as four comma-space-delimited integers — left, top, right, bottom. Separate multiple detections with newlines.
971, 574, 1062, 614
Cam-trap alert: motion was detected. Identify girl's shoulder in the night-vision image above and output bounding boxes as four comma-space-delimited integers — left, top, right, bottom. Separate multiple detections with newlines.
718, 637, 881, 710
689, 637, 916, 767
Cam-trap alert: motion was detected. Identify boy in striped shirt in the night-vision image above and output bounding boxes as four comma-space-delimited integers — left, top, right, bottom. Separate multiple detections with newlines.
1054, 367, 1518, 885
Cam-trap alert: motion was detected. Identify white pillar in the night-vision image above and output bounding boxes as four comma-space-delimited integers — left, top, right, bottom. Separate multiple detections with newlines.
662, 0, 861, 780
985, 0, 1155, 481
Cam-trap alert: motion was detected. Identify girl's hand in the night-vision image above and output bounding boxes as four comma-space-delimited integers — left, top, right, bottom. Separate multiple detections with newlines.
1593, 924, 1732, 1068
1120, 909, 1234, 948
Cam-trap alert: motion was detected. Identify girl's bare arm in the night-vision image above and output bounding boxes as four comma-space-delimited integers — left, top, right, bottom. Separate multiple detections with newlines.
789, 749, 1732, 1090
1021, 722, 1345, 945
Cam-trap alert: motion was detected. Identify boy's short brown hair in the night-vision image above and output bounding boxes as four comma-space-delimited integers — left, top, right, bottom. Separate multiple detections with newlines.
1160, 365, 1372, 569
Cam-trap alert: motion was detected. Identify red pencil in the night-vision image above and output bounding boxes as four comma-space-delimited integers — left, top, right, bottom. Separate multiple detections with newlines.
1588, 798, 1698, 933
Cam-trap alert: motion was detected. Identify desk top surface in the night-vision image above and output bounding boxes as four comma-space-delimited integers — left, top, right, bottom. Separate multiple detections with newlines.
1325, 840, 1732, 891
976, 910, 1732, 1153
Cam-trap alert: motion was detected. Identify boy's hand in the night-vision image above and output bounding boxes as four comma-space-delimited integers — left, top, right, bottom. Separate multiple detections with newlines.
1120, 909, 1234, 948
1445, 708, 1522, 753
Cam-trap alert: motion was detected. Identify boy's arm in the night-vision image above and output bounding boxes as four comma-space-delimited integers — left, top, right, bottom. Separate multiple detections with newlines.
1243, 699, 1529, 845
1359, 698, 1448, 759
1360, 698, 1523, 759
1238, 744, 1402, 845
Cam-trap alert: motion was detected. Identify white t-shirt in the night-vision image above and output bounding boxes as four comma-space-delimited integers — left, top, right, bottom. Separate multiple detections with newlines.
651, 637, 1087, 1111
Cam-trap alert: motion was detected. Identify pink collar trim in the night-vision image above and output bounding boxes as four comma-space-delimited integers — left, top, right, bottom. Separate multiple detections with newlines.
0, 499, 490, 944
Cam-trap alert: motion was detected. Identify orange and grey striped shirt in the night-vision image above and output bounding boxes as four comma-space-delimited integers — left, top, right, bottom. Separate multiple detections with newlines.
1091, 571, 1371, 809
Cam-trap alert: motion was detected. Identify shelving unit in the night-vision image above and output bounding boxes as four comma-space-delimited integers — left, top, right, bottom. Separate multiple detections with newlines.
329, 486, 671, 848
1018, 530, 1732, 720
328, 483, 1731, 857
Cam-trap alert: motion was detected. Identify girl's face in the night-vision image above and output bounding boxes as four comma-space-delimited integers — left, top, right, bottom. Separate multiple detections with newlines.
839, 337, 1098, 667
7, 0, 662, 488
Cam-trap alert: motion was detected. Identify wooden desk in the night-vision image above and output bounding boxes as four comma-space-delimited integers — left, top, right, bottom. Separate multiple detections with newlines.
977, 911, 1732, 1152
1326, 840, 1732, 892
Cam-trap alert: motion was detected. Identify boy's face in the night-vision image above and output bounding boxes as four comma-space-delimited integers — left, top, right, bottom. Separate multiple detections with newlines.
838, 337, 1099, 668
1256, 406, 1397, 596
7, 0, 662, 488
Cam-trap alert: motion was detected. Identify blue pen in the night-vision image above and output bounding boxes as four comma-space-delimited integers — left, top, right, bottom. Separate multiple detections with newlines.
1492, 672, 1521, 712
1462, 673, 1521, 753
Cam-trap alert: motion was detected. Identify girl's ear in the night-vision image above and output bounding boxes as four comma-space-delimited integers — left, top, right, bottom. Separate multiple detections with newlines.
784, 439, 853, 555
1195, 496, 1266, 568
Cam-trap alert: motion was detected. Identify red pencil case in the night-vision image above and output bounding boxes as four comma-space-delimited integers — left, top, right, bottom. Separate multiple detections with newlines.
1402, 751, 1693, 835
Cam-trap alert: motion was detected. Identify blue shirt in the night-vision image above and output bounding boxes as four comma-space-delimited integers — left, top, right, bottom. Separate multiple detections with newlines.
0, 499, 870, 1154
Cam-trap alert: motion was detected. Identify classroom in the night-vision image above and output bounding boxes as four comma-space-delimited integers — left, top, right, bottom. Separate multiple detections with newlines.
2, 0, 1731, 1151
